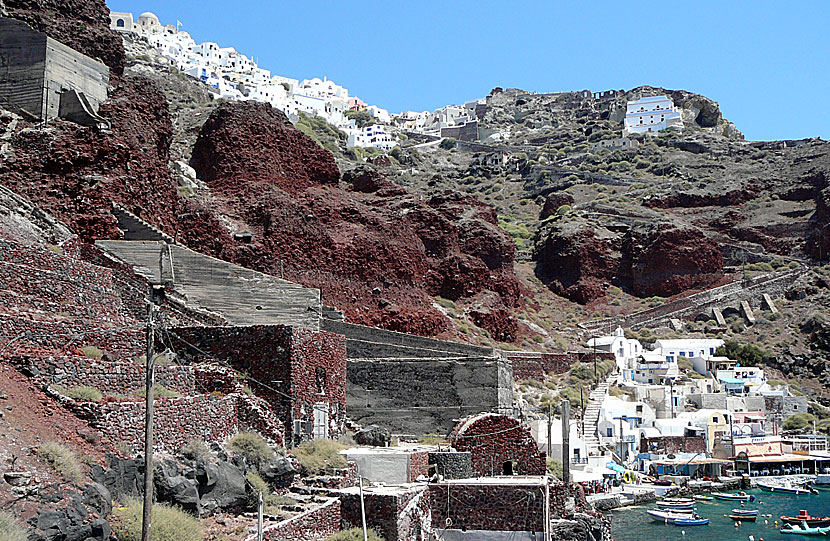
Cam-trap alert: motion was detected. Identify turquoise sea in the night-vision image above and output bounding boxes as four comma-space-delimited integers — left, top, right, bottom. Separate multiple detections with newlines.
611, 488, 830, 541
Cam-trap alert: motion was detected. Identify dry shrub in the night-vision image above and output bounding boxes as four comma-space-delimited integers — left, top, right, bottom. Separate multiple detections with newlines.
112, 499, 202, 541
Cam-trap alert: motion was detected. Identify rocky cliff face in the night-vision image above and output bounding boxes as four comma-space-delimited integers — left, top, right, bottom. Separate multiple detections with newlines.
184, 101, 522, 336
534, 219, 723, 303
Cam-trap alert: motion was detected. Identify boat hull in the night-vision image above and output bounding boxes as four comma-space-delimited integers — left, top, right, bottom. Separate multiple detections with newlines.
759, 483, 813, 495
712, 492, 752, 502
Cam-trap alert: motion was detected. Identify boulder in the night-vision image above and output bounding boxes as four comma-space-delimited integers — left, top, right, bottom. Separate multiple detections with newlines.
354, 425, 392, 447
82, 482, 112, 516
154, 459, 200, 514
260, 455, 297, 488
196, 460, 247, 514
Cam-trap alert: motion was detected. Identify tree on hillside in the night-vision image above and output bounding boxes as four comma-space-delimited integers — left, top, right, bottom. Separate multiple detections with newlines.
715, 340, 773, 367
346, 109, 376, 128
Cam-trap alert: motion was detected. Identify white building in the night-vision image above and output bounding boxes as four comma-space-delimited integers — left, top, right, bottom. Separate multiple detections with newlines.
529, 419, 587, 466
586, 326, 643, 373
652, 338, 724, 364
347, 125, 397, 150
597, 397, 655, 462
631, 352, 679, 385
623, 96, 682, 135
109, 12, 135, 32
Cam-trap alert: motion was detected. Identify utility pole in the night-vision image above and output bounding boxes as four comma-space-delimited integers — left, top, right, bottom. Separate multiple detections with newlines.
580, 387, 585, 438
669, 377, 675, 419
562, 400, 570, 496
358, 469, 368, 541
544, 476, 551, 541
547, 403, 553, 463
257, 491, 263, 541
141, 304, 157, 541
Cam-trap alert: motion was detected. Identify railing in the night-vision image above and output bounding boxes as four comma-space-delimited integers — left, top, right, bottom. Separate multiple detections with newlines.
571, 457, 589, 465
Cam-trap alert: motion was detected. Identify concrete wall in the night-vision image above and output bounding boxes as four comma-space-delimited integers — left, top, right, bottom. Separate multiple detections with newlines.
322, 319, 493, 358
344, 450, 412, 485
0, 17, 108, 121
346, 356, 512, 435
44, 36, 109, 119
687, 393, 727, 410
0, 17, 47, 119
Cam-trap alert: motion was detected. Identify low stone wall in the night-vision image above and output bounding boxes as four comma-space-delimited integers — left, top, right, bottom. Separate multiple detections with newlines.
410, 451, 429, 482
427, 481, 597, 532
84, 392, 284, 452
8, 350, 196, 396
340, 486, 429, 541
258, 498, 341, 541
428, 451, 472, 480
508, 351, 616, 381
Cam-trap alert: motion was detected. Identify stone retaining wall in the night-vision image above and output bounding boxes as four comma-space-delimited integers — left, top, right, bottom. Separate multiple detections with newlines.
508, 351, 615, 381
428, 452, 472, 480
450, 413, 547, 477
84, 392, 284, 453
258, 498, 341, 541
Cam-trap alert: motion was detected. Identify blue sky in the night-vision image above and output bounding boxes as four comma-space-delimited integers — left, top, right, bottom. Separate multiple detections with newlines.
107, 0, 830, 141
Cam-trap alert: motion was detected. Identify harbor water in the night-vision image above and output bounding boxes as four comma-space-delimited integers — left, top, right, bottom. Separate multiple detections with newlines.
611, 488, 830, 540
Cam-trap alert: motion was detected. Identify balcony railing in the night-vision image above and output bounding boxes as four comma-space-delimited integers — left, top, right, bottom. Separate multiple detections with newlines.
571, 457, 589, 465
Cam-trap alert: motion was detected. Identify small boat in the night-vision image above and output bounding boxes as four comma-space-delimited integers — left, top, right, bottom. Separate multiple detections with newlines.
674, 516, 710, 526
694, 495, 714, 502
781, 523, 830, 535
758, 481, 816, 495
647, 509, 709, 525
657, 498, 695, 510
712, 492, 755, 502
781, 510, 830, 527
729, 514, 757, 522
731, 508, 759, 516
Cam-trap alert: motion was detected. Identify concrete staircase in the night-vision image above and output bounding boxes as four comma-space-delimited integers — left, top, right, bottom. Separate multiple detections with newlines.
582, 380, 610, 454
96, 240, 322, 329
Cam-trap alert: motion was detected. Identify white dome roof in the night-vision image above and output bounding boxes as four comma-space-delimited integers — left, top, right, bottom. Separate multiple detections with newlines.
138, 12, 160, 23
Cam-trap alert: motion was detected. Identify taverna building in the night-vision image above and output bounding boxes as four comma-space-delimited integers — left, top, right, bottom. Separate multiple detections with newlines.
623, 95, 682, 135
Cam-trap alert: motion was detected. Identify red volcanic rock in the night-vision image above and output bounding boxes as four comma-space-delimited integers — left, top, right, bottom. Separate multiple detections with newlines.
620, 223, 723, 297
190, 101, 340, 191
467, 307, 519, 342
184, 102, 522, 336
5, 0, 125, 74
646, 184, 760, 208
539, 191, 575, 220
534, 223, 617, 303
1, 75, 182, 241
344, 167, 406, 196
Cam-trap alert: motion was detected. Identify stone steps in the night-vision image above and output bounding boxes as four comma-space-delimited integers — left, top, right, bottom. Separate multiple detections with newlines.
96, 240, 322, 329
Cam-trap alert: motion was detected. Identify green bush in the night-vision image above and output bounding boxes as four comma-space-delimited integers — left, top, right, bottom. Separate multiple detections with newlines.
555, 205, 572, 216
180, 439, 212, 462
37, 442, 83, 483
715, 340, 773, 366
325, 528, 385, 541
228, 432, 274, 470
0, 511, 28, 541
81, 345, 103, 359
345, 109, 376, 128
547, 457, 563, 480
112, 499, 202, 541
293, 439, 347, 475
63, 385, 103, 402
783, 413, 817, 432
135, 385, 181, 399
439, 137, 457, 150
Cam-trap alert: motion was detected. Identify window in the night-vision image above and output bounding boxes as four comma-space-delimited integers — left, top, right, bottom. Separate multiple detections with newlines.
116, 19, 125, 27
794, 405, 799, 411
607, 428, 613, 437
713, 416, 719, 423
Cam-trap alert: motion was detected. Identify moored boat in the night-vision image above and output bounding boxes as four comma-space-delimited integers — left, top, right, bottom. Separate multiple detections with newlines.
758, 481, 816, 495
781, 510, 830, 527
656, 498, 695, 510
712, 491, 754, 502
731, 508, 759, 516
694, 495, 714, 501
674, 516, 710, 526
729, 514, 757, 522
781, 523, 830, 535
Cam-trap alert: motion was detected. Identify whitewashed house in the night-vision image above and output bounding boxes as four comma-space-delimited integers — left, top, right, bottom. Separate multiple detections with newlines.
631, 352, 679, 385
529, 419, 587, 466
597, 397, 655, 462
347, 125, 397, 150
109, 12, 135, 32
586, 326, 643, 374
623, 96, 682, 135
652, 338, 724, 366
366, 105, 391, 124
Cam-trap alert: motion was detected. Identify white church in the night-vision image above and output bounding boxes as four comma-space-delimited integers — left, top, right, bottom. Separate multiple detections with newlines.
623, 95, 682, 135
